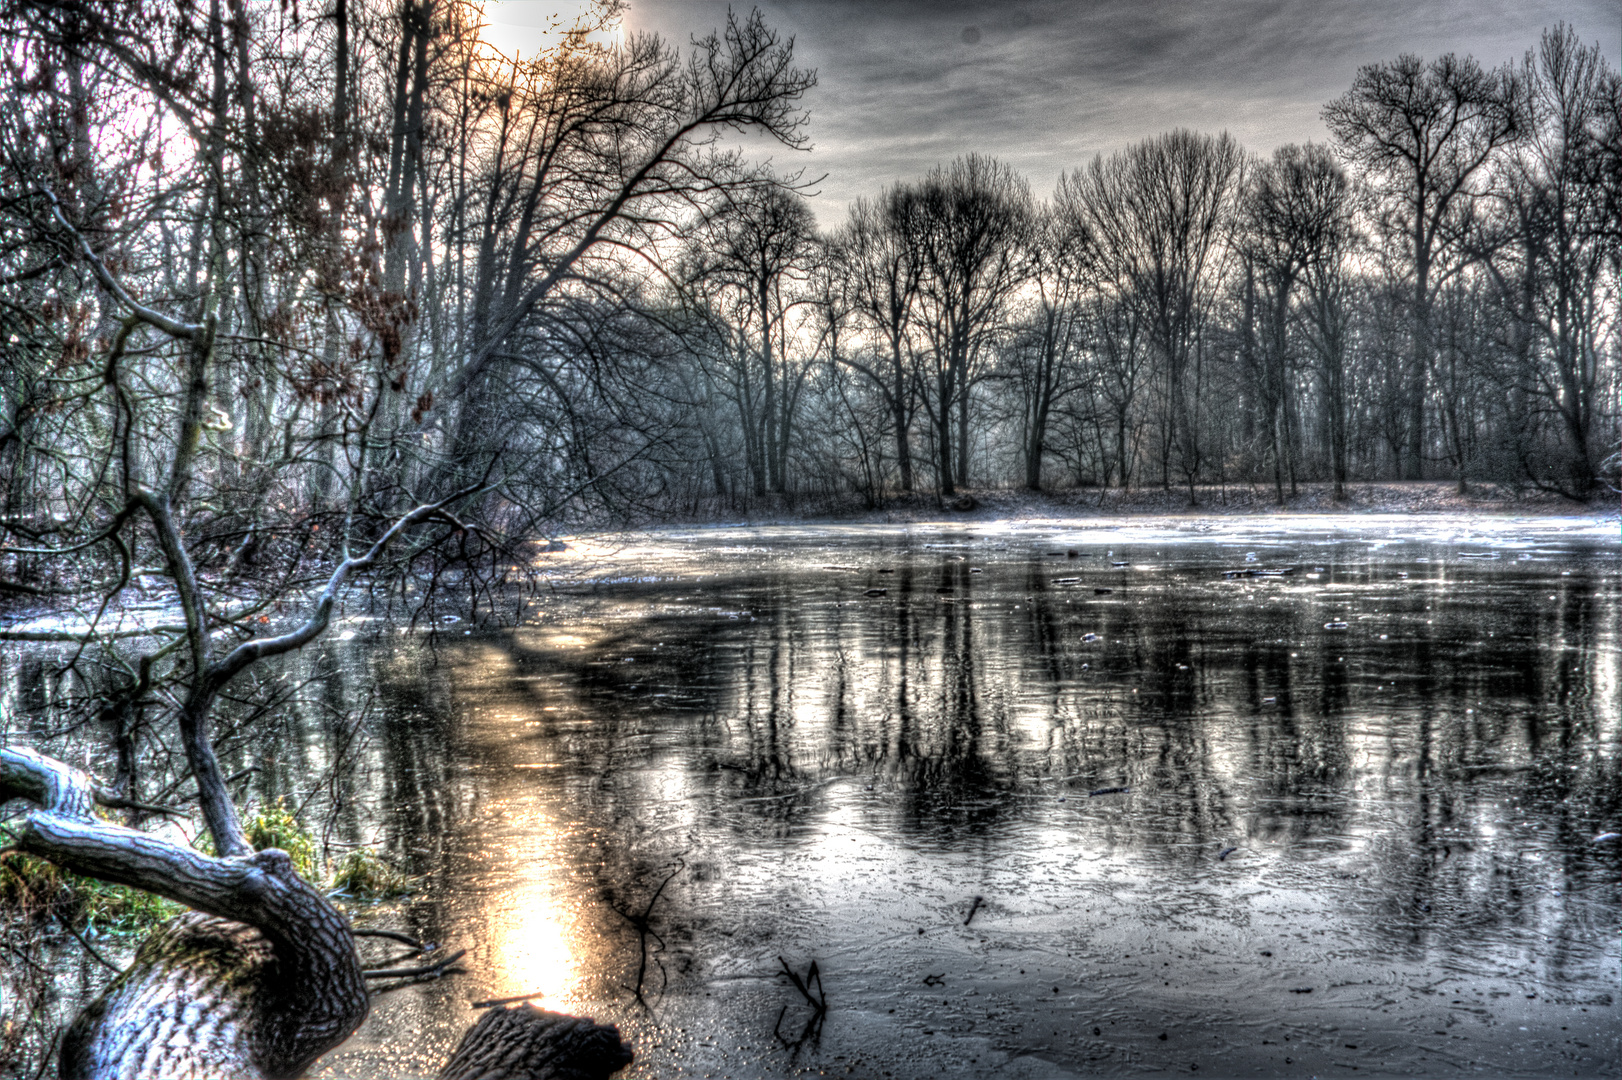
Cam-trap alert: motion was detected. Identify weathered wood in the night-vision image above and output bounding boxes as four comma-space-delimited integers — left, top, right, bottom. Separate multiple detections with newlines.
439, 1005, 633, 1080
3, 748, 369, 1079
5, 747, 633, 1080
61, 914, 273, 1079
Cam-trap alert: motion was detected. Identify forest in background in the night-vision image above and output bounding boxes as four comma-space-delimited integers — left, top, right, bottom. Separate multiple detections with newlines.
0, 0, 1617, 569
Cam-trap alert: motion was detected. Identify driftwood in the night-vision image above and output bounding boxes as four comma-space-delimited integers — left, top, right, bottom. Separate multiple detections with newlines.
2, 747, 631, 1080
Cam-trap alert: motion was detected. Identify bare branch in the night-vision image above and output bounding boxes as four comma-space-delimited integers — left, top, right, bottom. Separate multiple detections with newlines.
207, 484, 486, 688
38, 188, 202, 341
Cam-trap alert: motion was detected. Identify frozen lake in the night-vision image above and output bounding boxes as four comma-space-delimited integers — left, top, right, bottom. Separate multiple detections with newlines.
301, 516, 1621, 1078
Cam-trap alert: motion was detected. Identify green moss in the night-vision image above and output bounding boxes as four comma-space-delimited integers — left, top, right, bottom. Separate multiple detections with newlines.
244, 799, 320, 882
328, 849, 409, 900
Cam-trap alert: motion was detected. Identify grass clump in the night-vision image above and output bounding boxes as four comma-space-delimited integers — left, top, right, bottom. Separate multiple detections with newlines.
81, 880, 180, 934
328, 848, 410, 900
0, 847, 180, 936
244, 799, 320, 882
241, 803, 411, 901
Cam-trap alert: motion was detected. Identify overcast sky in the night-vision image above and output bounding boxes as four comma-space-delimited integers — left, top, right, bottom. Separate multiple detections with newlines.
485, 0, 1622, 227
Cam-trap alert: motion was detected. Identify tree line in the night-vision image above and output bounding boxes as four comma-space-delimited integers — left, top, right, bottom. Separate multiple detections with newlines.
1, 6, 1616, 572
688, 29, 1618, 508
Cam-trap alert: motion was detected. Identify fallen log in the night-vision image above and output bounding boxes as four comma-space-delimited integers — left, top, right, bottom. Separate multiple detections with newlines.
440, 1004, 633, 1080
3, 747, 632, 1080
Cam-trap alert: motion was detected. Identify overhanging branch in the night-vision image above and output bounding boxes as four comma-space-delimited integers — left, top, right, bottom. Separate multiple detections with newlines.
207, 483, 487, 689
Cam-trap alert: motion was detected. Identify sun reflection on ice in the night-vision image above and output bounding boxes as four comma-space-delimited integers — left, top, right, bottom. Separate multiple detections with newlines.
480, 813, 588, 1011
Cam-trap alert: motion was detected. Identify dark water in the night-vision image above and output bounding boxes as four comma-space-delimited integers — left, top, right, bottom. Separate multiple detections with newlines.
300, 518, 1621, 1078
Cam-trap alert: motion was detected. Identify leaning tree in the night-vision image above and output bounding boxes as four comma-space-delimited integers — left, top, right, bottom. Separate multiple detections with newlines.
0, 204, 633, 1076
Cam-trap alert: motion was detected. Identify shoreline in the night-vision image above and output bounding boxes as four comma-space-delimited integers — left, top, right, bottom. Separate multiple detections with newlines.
640, 481, 1619, 531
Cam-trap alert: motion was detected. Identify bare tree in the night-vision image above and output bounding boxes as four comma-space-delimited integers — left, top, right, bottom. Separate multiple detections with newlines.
1324, 52, 1525, 480
835, 191, 925, 493
685, 183, 818, 495
437, 9, 816, 491
1009, 203, 1092, 491
904, 155, 1032, 495
1243, 143, 1360, 501
1058, 131, 1244, 501
1481, 25, 1619, 494
1283, 148, 1362, 500
1088, 294, 1151, 488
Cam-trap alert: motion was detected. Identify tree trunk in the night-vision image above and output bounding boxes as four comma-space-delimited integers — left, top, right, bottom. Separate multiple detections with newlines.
891, 339, 913, 492
760, 286, 781, 495
1115, 408, 1130, 490
384, 0, 429, 297
4, 748, 633, 1080
4, 747, 364, 1078
1024, 367, 1051, 492
1330, 346, 1347, 501
954, 365, 971, 488
63, 913, 332, 1079
1407, 233, 1430, 481
440, 1003, 633, 1080
1023, 423, 1043, 491
931, 359, 955, 496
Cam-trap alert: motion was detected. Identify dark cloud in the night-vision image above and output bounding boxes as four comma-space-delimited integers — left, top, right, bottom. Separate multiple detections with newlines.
609, 0, 1619, 225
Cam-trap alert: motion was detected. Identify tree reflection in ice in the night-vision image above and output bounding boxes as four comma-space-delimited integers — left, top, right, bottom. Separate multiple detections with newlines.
300, 520, 1619, 1078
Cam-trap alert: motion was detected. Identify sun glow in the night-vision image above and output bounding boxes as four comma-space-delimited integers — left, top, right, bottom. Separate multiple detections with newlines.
480, 0, 623, 62
482, 812, 589, 1008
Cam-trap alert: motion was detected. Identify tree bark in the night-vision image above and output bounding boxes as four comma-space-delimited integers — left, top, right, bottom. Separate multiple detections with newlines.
440, 1004, 633, 1080
3, 747, 633, 1080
